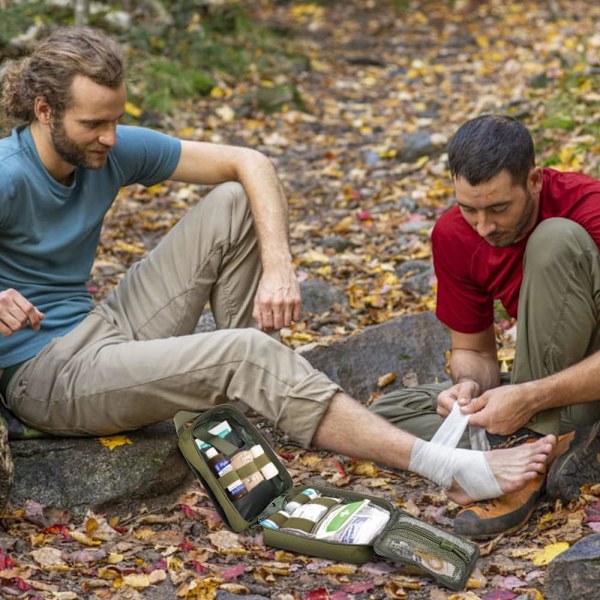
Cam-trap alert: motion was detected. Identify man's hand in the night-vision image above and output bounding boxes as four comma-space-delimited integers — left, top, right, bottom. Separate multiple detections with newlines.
0, 289, 45, 336
462, 383, 535, 434
437, 379, 481, 418
252, 268, 301, 331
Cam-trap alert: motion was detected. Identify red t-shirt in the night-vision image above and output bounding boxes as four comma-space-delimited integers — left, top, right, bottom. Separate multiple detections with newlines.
432, 168, 600, 333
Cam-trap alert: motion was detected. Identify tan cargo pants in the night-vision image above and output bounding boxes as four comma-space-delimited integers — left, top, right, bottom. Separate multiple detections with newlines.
4, 182, 339, 447
370, 218, 600, 444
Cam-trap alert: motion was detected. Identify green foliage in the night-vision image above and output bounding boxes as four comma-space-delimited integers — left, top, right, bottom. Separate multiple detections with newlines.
0, 2, 69, 50
124, 2, 307, 113
493, 299, 510, 323
0, 0, 307, 114
527, 55, 600, 177
541, 154, 561, 168
130, 58, 216, 114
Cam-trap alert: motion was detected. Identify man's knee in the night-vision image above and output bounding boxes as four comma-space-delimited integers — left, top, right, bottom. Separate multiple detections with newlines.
525, 218, 596, 270
205, 181, 249, 213
229, 327, 288, 360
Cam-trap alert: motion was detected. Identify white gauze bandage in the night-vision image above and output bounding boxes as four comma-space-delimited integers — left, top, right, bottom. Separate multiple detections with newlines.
408, 404, 503, 501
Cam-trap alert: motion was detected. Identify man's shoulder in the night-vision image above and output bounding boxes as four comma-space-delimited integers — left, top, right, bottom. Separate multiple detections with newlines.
115, 124, 176, 143
111, 125, 181, 186
113, 125, 180, 159
0, 128, 32, 187
540, 168, 600, 210
433, 205, 470, 239
542, 167, 600, 189
0, 127, 28, 161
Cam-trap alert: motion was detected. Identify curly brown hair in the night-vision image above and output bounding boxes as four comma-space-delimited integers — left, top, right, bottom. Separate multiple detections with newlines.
0, 26, 125, 125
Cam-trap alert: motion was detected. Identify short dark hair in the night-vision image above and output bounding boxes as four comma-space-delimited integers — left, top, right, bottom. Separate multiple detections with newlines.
447, 114, 535, 187
1, 26, 124, 125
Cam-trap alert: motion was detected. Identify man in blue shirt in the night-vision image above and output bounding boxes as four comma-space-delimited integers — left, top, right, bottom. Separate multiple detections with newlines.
0, 27, 556, 510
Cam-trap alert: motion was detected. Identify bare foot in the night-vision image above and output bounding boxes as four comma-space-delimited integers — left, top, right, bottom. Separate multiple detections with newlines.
446, 434, 556, 505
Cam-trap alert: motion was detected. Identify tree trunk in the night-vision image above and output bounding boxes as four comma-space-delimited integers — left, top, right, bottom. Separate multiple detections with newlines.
74, 0, 90, 26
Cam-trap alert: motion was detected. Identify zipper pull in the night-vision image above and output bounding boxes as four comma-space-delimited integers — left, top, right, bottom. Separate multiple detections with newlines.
440, 538, 470, 563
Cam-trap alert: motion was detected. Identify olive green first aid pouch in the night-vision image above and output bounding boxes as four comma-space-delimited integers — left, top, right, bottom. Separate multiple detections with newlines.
174, 404, 480, 590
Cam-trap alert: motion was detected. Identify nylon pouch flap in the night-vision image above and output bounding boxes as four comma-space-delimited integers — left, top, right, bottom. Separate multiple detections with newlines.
175, 405, 479, 590
175, 405, 293, 532
373, 510, 480, 591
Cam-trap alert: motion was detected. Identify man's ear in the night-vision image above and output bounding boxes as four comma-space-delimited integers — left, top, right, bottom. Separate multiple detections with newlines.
33, 96, 52, 125
527, 166, 543, 194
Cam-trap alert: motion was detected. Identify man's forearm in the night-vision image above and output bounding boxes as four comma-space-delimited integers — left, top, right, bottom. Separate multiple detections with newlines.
235, 150, 293, 269
528, 350, 600, 412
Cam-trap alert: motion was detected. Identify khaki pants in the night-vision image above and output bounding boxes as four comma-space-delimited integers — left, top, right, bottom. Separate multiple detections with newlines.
5, 183, 339, 447
370, 218, 600, 445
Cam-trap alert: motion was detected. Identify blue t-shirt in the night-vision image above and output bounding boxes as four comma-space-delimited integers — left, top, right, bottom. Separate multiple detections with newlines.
0, 125, 181, 366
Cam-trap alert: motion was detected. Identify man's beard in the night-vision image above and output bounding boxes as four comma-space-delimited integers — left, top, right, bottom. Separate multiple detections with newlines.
50, 118, 109, 170
487, 190, 536, 247
504, 190, 535, 246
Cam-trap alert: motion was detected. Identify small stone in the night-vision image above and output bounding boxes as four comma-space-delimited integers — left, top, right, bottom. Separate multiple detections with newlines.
300, 279, 348, 314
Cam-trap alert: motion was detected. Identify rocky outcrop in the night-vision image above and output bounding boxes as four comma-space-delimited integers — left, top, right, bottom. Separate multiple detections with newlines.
301, 311, 450, 401
9, 421, 191, 518
7, 311, 449, 515
544, 534, 600, 600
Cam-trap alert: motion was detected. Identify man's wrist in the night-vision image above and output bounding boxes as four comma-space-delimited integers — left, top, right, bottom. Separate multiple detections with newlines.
261, 253, 293, 272
455, 376, 483, 395
520, 379, 548, 412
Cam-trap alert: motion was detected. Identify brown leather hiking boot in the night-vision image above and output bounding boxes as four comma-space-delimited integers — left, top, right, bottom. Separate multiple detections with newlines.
453, 432, 575, 539
453, 474, 546, 539
547, 422, 600, 501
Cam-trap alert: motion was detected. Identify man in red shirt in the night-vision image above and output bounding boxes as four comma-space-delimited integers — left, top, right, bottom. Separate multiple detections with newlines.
371, 114, 600, 538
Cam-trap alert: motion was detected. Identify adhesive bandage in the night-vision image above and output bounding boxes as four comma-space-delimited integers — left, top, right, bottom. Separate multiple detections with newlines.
408, 404, 503, 501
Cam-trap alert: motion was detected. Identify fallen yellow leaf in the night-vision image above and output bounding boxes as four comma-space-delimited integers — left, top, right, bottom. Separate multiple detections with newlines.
532, 542, 569, 566
514, 588, 545, 600
318, 564, 356, 575
31, 547, 67, 569
97, 566, 121, 580
122, 573, 152, 589
348, 460, 380, 477
99, 435, 133, 450
70, 531, 102, 547
107, 553, 124, 564
114, 240, 145, 255
124, 101, 142, 118
377, 371, 397, 388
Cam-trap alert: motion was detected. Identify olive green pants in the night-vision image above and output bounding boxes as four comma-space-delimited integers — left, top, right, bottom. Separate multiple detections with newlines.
5, 183, 339, 447
370, 218, 600, 446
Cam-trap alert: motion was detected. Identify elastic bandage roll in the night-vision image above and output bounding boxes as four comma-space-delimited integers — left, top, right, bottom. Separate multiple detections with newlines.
408, 404, 503, 501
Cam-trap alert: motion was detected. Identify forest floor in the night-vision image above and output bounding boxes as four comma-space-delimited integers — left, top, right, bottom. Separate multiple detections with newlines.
2, 1, 600, 599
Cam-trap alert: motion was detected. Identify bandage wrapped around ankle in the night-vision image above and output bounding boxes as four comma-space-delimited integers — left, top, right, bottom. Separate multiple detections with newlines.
408, 404, 503, 501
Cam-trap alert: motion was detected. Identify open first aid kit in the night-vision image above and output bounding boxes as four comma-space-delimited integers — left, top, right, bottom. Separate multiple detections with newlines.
174, 404, 480, 590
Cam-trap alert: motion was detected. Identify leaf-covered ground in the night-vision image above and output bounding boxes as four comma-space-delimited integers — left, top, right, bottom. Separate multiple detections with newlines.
2, 1, 600, 598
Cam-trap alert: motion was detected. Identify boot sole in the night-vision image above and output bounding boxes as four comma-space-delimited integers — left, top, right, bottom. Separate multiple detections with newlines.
453, 479, 545, 540
546, 421, 600, 501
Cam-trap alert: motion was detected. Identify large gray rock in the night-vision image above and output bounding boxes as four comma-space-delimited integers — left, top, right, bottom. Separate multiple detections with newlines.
7, 312, 448, 516
544, 533, 600, 600
301, 312, 450, 400
9, 421, 191, 518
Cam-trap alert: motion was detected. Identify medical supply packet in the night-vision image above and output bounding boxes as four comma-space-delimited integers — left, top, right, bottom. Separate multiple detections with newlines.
175, 404, 480, 590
